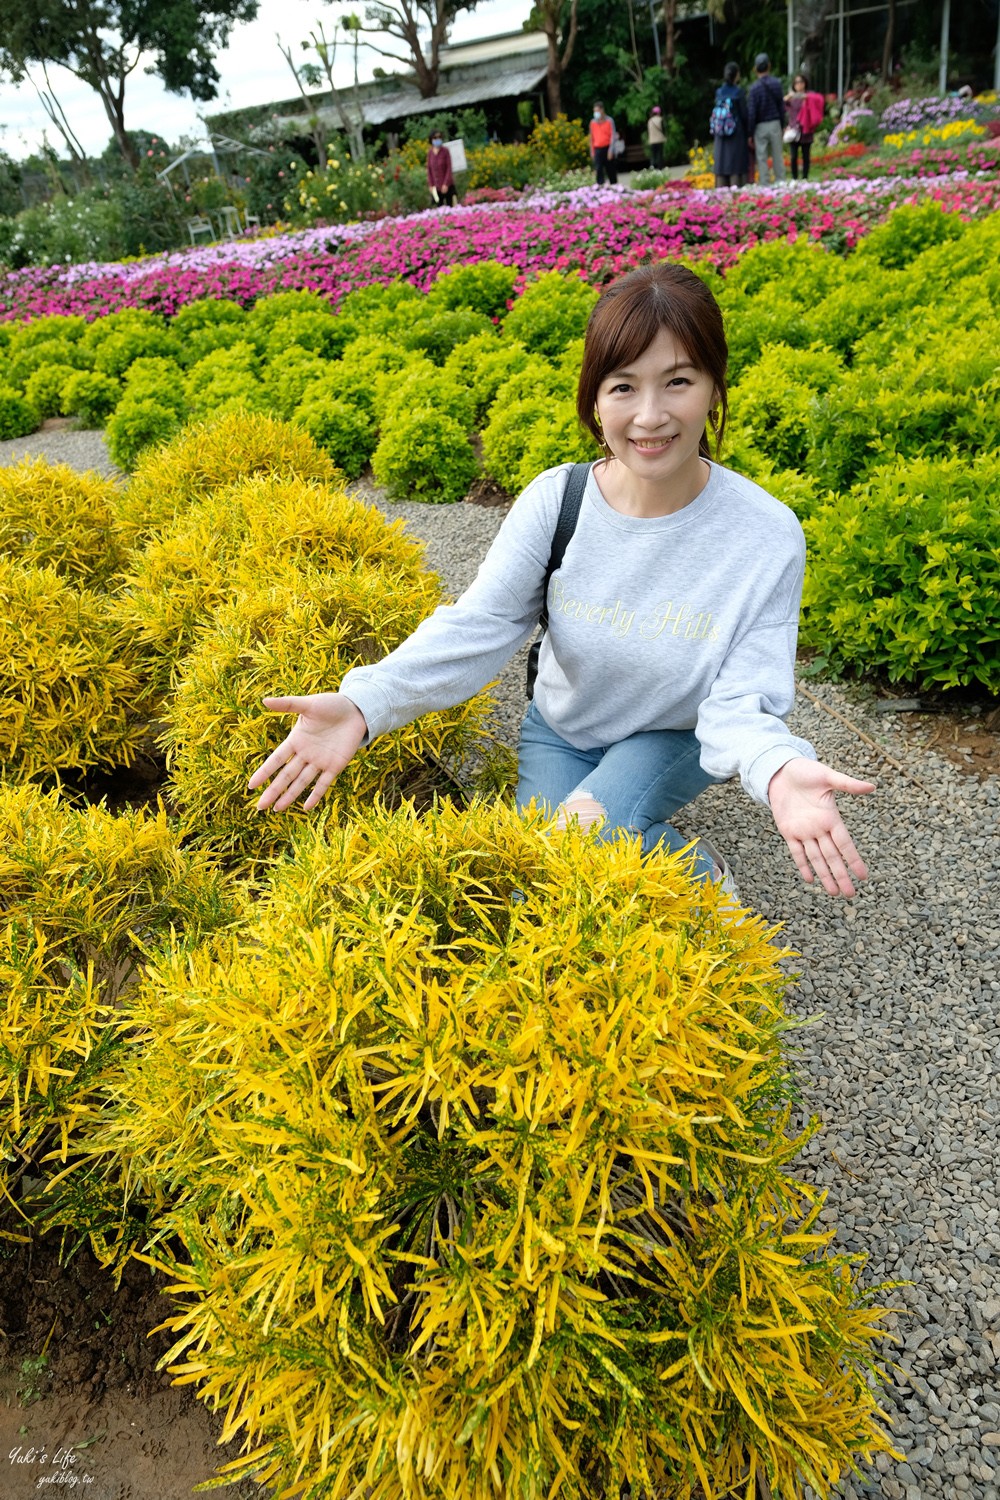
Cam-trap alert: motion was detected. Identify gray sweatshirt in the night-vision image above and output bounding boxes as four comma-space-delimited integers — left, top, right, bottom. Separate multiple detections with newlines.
341, 460, 816, 806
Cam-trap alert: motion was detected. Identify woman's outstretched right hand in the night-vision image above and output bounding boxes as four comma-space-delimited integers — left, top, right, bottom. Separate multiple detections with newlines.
248, 693, 369, 813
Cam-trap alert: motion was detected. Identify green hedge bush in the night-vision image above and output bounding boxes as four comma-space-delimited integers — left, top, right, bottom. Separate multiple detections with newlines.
801, 454, 1000, 692
372, 407, 478, 504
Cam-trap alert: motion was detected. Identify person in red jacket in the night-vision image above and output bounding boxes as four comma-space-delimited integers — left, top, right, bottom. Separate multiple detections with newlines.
589, 101, 617, 187
784, 73, 825, 180
427, 131, 455, 206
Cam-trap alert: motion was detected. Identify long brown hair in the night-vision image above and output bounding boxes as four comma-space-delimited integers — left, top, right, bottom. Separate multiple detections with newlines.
576, 262, 728, 460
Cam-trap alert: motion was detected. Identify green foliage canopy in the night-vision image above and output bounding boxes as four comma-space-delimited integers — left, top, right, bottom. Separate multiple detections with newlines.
0, 0, 260, 166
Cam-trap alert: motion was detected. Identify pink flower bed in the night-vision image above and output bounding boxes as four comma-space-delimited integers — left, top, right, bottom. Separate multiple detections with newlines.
1, 175, 998, 325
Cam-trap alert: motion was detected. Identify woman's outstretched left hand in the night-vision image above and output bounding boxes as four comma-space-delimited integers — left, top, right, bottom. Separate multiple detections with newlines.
768, 757, 875, 897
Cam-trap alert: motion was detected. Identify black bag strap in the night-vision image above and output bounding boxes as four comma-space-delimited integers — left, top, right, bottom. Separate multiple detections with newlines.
538, 460, 591, 631
526, 461, 592, 699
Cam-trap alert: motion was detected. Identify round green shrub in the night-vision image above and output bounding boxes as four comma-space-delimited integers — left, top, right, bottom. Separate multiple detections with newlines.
426, 260, 518, 318
502, 271, 599, 358
262, 348, 331, 419
6, 314, 87, 352
80, 309, 167, 359
401, 308, 494, 365
852, 201, 965, 271
372, 407, 478, 503
184, 344, 265, 422
0, 385, 39, 440
93, 325, 181, 380
801, 453, 1000, 693
170, 297, 247, 335
105, 397, 185, 471
23, 361, 79, 420
443, 337, 533, 423
5, 337, 90, 391
246, 291, 335, 348
335, 281, 423, 343
374, 363, 475, 432
174, 321, 253, 370
514, 400, 598, 493
61, 370, 121, 427
294, 395, 376, 479
331, 336, 420, 418
266, 310, 351, 362
729, 342, 843, 473
481, 396, 562, 493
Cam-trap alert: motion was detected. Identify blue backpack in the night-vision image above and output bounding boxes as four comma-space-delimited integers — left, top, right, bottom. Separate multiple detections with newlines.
709, 94, 737, 137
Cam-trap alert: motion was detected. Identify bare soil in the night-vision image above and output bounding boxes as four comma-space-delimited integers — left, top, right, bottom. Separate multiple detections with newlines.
0, 1237, 265, 1500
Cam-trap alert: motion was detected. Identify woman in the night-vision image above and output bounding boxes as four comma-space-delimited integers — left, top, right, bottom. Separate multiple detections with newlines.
250, 263, 873, 900
426, 131, 455, 207
646, 105, 665, 171
712, 62, 750, 189
784, 73, 825, 180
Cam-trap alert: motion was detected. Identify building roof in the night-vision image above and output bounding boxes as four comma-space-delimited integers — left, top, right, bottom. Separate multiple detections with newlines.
275, 62, 548, 132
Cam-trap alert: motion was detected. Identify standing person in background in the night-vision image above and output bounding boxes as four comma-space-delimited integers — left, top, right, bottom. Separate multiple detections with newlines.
711, 62, 750, 188
747, 54, 786, 185
589, 101, 618, 186
427, 131, 455, 207
647, 106, 666, 170
784, 73, 825, 180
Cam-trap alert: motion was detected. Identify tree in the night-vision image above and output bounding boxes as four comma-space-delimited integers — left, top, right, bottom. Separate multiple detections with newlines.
881, 0, 897, 81
526, 0, 579, 117
0, 0, 260, 170
333, 0, 480, 99
290, 16, 367, 163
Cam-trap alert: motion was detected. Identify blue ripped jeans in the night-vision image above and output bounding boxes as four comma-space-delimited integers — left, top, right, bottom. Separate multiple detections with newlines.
515, 700, 722, 882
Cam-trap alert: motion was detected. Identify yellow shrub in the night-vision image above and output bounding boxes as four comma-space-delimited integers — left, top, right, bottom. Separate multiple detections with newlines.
161, 570, 491, 863
0, 558, 148, 780
111, 410, 341, 549
114, 475, 429, 699
0, 458, 126, 589
0, 784, 241, 1250
83, 801, 896, 1499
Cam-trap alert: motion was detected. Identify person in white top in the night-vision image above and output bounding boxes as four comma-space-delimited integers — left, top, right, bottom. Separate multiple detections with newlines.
249, 262, 874, 899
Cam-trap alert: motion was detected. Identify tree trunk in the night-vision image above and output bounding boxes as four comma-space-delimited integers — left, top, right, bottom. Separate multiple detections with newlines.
545, 21, 562, 117
881, 0, 896, 82
664, 0, 678, 76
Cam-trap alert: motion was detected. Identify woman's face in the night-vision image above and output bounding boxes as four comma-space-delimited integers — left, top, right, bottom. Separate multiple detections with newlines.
594, 326, 716, 490
794, 77, 806, 92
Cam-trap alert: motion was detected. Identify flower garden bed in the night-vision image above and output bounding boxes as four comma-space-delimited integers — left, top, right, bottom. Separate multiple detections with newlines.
2, 174, 999, 323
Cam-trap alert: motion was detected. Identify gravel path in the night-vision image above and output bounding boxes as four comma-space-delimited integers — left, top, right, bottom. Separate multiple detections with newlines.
5, 429, 999, 1500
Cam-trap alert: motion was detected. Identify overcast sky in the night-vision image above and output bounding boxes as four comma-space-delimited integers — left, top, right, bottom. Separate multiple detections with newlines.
0, 0, 533, 161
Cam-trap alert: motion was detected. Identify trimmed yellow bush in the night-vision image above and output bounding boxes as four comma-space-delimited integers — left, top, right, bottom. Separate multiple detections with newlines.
0, 784, 241, 1251
0, 458, 127, 588
85, 801, 895, 1499
111, 410, 340, 548
160, 568, 490, 862
115, 474, 428, 699
0, 558, 148, 780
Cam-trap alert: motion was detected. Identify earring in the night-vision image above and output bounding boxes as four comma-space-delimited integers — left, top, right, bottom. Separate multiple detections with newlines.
594, 411, 611, 459
709, 407, 722, 444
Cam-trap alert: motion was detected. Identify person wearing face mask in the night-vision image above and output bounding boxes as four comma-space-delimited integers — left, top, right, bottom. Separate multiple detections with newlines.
250, 262, 875, 907
589, 101, 618, 186
427, 130, 455, 207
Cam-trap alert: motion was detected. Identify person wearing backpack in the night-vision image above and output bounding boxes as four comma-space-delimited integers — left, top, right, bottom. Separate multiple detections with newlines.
711, 62, 749, 188
250, 261, 874, 905
747, 53, 787, 185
